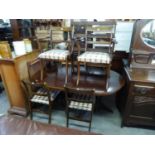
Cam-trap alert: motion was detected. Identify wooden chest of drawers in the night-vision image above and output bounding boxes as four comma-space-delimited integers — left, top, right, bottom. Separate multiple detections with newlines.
121, 67, 155, 127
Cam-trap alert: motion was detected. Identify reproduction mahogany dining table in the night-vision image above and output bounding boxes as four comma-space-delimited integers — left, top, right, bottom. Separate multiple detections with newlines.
41, 66, 125, 97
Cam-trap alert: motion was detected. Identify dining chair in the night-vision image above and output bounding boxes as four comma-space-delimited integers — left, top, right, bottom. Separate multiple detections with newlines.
38, 27, 74, 84
64, 86, 96, 131
76, 21, 116, 89
22, 80, 59, 124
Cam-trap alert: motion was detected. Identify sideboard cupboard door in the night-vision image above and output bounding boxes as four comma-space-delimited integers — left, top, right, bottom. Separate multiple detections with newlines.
122, 68, 155, 127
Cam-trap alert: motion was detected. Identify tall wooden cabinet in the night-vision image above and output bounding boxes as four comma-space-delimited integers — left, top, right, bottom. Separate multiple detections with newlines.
119, 19, 155, 128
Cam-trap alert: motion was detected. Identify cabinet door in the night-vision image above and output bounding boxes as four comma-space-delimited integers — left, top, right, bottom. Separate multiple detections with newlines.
128, 84, 155, 126
131, 95, 155, 120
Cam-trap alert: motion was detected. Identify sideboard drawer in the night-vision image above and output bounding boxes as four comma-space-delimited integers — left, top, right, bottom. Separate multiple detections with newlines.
133, 84, 155, 96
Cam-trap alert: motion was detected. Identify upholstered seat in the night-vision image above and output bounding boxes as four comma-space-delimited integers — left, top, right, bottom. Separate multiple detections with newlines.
78, 51, 111, 64
39, 49, 70, 61
31, 88, 60, 105
69, 101, 92, 111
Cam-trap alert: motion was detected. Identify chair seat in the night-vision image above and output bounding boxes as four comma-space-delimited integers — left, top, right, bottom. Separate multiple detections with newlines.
30, 89, 60, 105
78, 51, 111, 64
39, 49, 70, 60
69, 101, 92, 111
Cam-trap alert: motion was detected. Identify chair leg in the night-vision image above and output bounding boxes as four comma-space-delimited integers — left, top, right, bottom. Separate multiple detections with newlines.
30, 111, 33, 120
48, 104, 52, 124
40, 59, 44, 81
66, 107, 69, 127
85, 63, 88, 74
106, 79, 109, 90
105, 65, 110, 90
66, 113, 69, 128
65, 59, 68, 84
66, 118, 69, 128
107, 65, 110, 78
76, 62, 80, 85
88, 122, 91, 132
71, 55, 74, 74
29, 103, 33, 120
56, 62, 58, 77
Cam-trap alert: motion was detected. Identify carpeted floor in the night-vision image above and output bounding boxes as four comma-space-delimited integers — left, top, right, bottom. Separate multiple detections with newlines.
0, 89, 155, 135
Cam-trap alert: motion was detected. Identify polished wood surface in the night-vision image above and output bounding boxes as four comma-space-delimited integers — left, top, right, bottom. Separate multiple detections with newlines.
42, 66, 125, 96
0, 59, 25, 108
15, 50, 39, 80
0, 50, 40, 109
120, 67, 155, 128
125, 67, 155, 83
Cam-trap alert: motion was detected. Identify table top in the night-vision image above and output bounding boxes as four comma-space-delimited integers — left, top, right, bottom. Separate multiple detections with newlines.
43, 66, 125, 96
125, 67, 155, 84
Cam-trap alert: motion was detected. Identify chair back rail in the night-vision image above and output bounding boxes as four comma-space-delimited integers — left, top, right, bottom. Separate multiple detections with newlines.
50, 27, 72, 49
64, 86, 96, 106
85, 24, 116, 55
27, 58, 46, 82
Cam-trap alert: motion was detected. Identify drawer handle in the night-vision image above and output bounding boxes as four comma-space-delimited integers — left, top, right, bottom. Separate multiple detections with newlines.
140, 89, 147, 94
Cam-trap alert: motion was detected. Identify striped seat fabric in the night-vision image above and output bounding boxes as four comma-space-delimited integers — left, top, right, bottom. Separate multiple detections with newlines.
38, 49, 69, 60
69, 101, 92, 111
30, 88, 60, 105
78, 51, 111, 64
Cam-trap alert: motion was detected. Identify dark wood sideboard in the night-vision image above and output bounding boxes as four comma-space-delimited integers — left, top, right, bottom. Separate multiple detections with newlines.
119, 67, 155, 127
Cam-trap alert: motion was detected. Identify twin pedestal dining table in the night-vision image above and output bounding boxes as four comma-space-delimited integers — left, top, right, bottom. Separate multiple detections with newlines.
39, 62, 125, 112
39, 64, 125, 97
38, 50, 125, 97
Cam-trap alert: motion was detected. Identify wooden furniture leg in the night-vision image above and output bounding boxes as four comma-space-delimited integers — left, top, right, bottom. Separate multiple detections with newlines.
40, 59, 44, 81
48, 104, 52, 124
66, 112, 69, 128
105, 77, 109, 91
107, 65, 110, 78
71, 54, 74, 74
76, 62, 80, 85
65, 59, 68, 84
